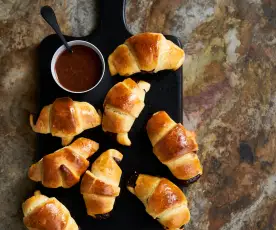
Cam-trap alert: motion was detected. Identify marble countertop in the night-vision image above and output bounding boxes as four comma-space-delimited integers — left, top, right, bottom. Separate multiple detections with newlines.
0, 0, 276, 229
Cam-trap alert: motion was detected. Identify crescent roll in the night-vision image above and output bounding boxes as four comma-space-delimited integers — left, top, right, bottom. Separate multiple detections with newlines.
102, 78, 150, 146
146, 111, 203, 183
108, 32, 185, 76
29, 137, 99, 188
22, 191, 78, 230
30, 97, 101, 146
127, 174, 190, 230
80, 149, 123, 218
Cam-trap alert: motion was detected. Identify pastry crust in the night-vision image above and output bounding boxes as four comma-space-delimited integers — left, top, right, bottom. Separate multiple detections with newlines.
102, 78, 150, 146
146, 111, 203, 181
127, 174, 190, 229
28, 138, 99, 188
30, 97, 101, 146
22, 191, 78, 230
80, 149, 123, 218
108, 32, 185, 76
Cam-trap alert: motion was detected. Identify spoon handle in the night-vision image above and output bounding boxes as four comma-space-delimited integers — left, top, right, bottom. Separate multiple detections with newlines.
40, 6, 73, 53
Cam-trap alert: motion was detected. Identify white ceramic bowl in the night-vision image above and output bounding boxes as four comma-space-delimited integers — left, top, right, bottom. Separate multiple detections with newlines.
51, 40, 105, 93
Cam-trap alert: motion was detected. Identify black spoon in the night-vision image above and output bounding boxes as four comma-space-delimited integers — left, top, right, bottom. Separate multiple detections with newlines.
40, 6, 73, 53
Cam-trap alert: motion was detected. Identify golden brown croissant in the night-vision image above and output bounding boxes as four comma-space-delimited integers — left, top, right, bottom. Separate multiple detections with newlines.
29, 137, 99, 188
22, 191, 78, 230
80, 149, 123, 218
30, 97, 101, 146
108, 32, 185, 76
102, 78, 150, 146
146, 111, 203, 183
127, 174, 190, 230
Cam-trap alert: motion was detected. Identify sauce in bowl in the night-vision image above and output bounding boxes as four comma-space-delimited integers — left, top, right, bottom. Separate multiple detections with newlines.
55, 45, 103, 92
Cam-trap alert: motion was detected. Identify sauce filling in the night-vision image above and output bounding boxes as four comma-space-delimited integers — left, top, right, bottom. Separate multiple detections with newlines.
55, 45, 102, 92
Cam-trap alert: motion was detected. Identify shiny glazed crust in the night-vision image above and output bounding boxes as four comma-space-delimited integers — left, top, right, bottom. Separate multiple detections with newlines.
80, 149, 123, 218
22, 191, 78, 230
102, 78, 150, 146
146, 111, 203, 181
108, 32, 185, 76
30, 97, 101, 146
28, 138, 99, 188
127, 174, 190, 229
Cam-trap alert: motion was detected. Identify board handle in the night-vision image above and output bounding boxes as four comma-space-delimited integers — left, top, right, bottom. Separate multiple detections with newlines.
98, 0, 130, 36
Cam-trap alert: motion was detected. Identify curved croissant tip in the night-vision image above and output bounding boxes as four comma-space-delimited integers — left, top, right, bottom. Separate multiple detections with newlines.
34, 191, 41, 196
137, 81, 151, 92
117, 133, 131, 146
29, 114, 35, 130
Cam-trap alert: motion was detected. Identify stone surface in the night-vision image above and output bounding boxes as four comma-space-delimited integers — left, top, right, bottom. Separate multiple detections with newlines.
0, 0, 276, 229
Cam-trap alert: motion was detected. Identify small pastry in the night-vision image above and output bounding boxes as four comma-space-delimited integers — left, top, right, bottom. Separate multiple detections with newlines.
80, 149, 123, 218
22, 191, 78, 230
29, 137, 99, 188
30, 97, 101, 146
108, 32, 185, 76
127, 174, 190, 229
102, 78, 150, 146
146, 111, 203, 183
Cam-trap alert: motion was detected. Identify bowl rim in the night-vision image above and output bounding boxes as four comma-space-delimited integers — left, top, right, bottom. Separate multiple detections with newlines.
50, 40, 105, 94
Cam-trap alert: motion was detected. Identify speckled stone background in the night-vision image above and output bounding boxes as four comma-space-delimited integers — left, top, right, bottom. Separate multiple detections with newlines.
0, 0, 276, 229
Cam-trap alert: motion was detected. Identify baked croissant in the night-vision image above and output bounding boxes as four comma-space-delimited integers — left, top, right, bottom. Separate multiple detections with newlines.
30, 97, 101, 146
29, 137, 99, 188
127, 174, 190, 230
80, 149, 123, 218
146, 111, 203, 183
22, 191, 78, 230
108, 32, 185, 76
102, 78, 150, 146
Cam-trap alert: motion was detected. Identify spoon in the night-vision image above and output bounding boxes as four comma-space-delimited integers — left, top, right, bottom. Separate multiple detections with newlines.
40, 6, 73, 53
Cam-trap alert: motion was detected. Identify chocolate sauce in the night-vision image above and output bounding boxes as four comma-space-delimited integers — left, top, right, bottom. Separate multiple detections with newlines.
55, 45, 102, 92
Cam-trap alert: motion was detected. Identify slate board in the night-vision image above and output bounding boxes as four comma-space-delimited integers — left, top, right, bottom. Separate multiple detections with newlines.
34, 0, 183, 229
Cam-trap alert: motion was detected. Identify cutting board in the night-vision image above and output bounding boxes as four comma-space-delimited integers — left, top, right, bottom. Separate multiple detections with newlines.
34, 0, 183, 229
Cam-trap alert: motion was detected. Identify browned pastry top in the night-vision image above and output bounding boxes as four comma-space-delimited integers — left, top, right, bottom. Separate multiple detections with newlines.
80, 149, 123, 217
147, 178, 186, 216
23, 198, 68, 230
104, 80, 141, 116
51, 97, 78, 135
153, 124, 198, 163
126, 33, 162, 71
130, 174, 188, 219
146, 111, 175, 144
80, 173, 120, 196
28, 138, 99, 188
42, 147, 89, 188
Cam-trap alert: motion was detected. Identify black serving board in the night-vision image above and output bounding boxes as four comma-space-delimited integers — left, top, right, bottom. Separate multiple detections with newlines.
35, 0, 183, 229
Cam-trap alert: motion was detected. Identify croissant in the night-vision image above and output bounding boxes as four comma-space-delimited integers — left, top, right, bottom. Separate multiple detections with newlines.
80, 149, 123, 218
102, 78, 150, 146
127, 174, 190, 229
30, 97, 101, 146
146, 111, 203, 183
29, 137, 99, 188
22, 191, 78, 230
108, 32, 185, 76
